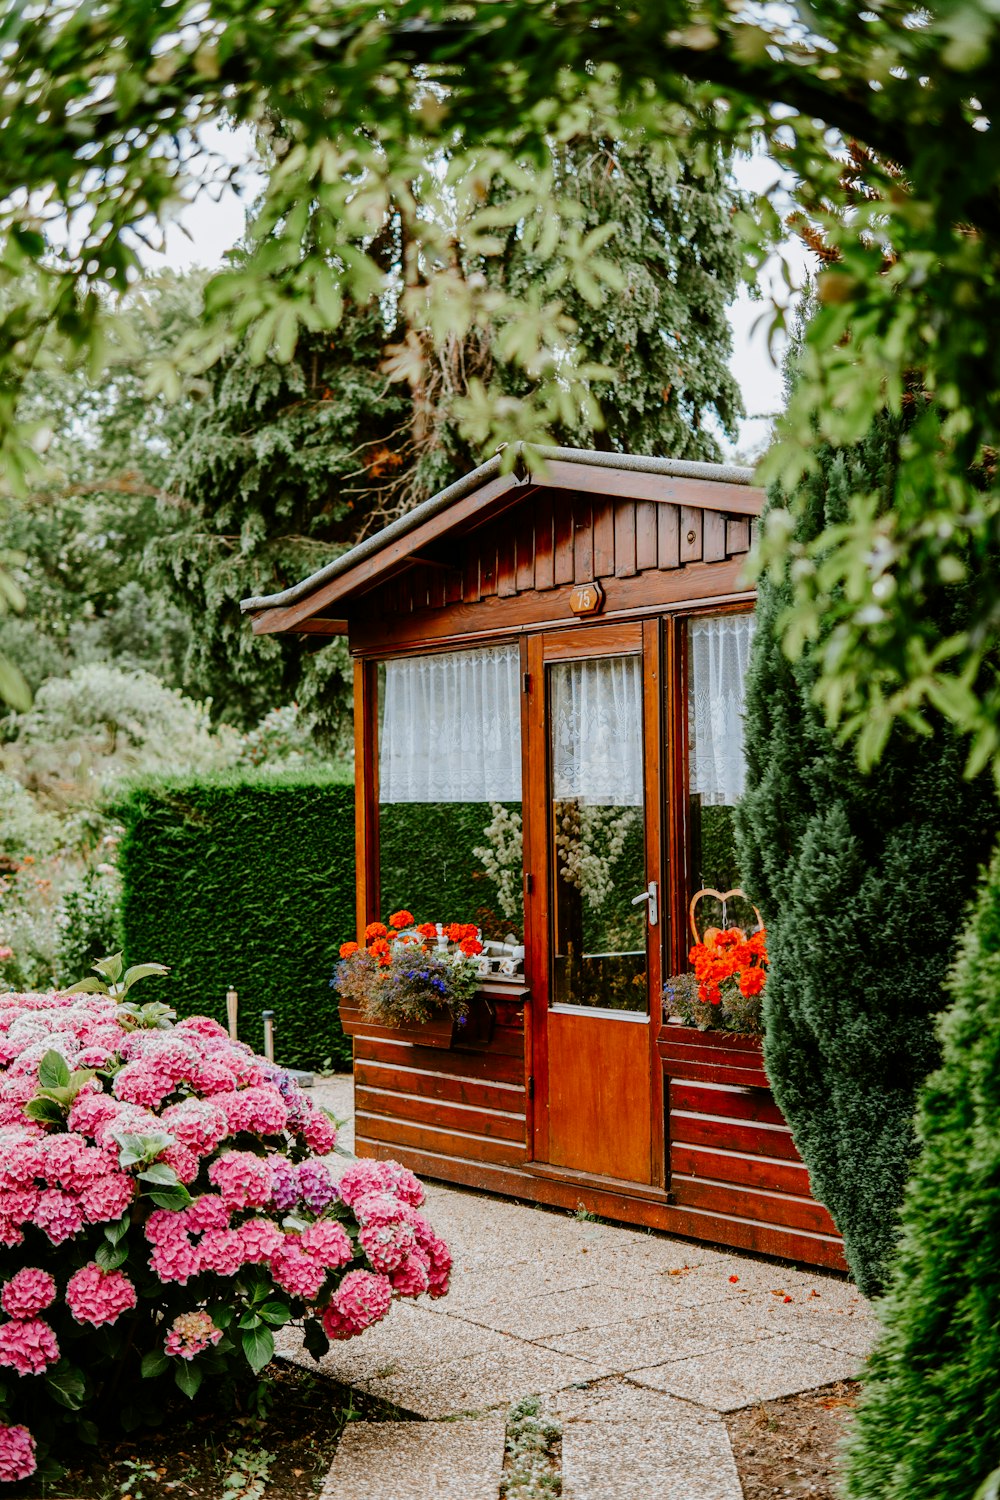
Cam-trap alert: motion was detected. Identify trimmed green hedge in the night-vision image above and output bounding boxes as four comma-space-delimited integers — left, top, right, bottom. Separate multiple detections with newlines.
116, 770, 355, 1071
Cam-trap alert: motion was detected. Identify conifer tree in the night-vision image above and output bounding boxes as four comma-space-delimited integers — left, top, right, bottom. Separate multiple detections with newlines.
844, 844, 1000, 1498
155, 132, 744, 734
734, 415, 1000, 1297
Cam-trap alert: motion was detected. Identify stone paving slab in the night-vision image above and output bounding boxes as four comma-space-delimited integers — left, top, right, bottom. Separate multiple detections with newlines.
320, 1417, 506, 1500
541, 1303, 779, 1369
562, 1416, 742, 1500
307, 1078, 874, 1497
628, 1334, 864, 1411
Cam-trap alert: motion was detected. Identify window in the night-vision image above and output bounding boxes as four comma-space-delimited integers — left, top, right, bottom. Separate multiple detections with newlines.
686, 612, 756, 928
378, 645, 524, 942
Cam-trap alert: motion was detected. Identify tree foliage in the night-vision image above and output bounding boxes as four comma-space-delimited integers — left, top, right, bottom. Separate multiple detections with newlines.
735, 415, 1000, 1296
5, 0, 1000, 750
844, 842, 1000, 1497
147, 134, 743, 729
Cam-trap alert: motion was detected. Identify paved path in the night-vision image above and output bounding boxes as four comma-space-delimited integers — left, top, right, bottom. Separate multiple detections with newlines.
290, 1077, 877, 1499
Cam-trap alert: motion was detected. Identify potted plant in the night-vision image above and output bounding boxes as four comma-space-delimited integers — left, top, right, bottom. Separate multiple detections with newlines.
333, 910, 486, 1049
660, 912, 770, 1087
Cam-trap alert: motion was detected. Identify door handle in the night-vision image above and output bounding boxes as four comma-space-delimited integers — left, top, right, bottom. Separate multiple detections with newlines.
631, 880, 658, 927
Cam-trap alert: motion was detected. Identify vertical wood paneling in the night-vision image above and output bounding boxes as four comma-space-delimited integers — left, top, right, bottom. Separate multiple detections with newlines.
480, 538, 498, 597
657, 505, 680, 569
497, 528, 518, 597
726, 517, 750, 556
703, 510, 727, 563
592, 500, 615, 578
614, 502, 638, 577
515, 519, 535, 592
534, 494, 556, 590
427, 570, 445, 610
679, 506, 703, 564
462, 545, 481, 603
444, 565, 464, 604
635, 500, 658, 571
573, 501, 594, 580
554, 501, 575, 585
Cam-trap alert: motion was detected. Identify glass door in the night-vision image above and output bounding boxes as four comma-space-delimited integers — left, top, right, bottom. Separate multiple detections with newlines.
525, 623, 662, 1186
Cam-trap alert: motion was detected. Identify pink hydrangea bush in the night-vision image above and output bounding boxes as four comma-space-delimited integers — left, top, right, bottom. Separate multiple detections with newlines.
0, 986, 451, 1483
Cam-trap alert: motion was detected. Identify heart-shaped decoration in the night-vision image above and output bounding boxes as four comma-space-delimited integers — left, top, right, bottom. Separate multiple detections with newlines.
688, 887, 763, 942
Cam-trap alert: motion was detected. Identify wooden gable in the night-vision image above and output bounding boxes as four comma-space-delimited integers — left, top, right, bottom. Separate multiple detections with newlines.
244, 451, 764, 654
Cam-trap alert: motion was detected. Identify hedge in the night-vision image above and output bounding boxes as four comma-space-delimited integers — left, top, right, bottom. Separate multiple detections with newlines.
115, 776, 517, 1071
116, 770, 356, 1071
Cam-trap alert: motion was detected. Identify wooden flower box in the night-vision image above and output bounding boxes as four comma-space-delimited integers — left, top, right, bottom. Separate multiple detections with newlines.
338, 992, 498, 1052
338, 1001, 457, 1049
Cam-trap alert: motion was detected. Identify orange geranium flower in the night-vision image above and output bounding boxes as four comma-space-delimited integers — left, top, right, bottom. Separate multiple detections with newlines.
364, 922, 388, 941
368, 938, 391, 958
459, 937, 484, 956
339, 941, 359, 959
417, 922, 438, 940
738, 966, 766, 998
388, 910, 415, 929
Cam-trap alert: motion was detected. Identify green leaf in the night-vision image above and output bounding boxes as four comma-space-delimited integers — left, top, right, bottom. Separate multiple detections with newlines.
95, 1240, 129, 1271
38, 1049, 71, 1090
75, 1418, 99, 1446
122, 962, 171, 990
93, 952, 124, 983
46, 1361, 86, 1411
146, 1184, 192, 1210
259, 1300, 291, 1327
175, 1361, 203, 1399
24, 1095, 67, 1124
238, 1311, 263, 1330
104, 1213, 130, 1245
141, 1349, 171, 1380
139, 1162, 180, 1186
241, 1324, 275, 1376
64, 976, 109, 995
0, 654, 31, 712
303, 1318, 330, 1362
211, 1305, 234, 1329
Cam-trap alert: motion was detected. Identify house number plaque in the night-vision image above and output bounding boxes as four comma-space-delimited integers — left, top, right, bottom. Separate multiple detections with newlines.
568, 581, 605, 616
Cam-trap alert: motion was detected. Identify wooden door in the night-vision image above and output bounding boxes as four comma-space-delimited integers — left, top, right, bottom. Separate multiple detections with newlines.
524, 622, 664, 1186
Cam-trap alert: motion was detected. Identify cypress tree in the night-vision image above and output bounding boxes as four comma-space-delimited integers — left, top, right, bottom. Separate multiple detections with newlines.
844, 844, 1000, 1499
734, 416, 1000, 1296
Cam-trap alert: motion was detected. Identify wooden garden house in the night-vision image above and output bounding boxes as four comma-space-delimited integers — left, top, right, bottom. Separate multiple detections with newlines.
242, 447, 845, 1271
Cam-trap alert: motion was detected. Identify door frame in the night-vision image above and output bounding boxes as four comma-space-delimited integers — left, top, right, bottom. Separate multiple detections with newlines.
523, 618, 666, 1186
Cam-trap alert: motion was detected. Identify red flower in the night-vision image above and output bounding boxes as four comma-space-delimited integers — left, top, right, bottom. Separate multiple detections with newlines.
729, 1275, 739, 1284
388, 910, 415, 930
364, 922, 388, 941
368, 938, 391, 959
339, 941, 359, 959
459, 937, 483, 956
416, 923, 438, 940
738, 966, 766, 998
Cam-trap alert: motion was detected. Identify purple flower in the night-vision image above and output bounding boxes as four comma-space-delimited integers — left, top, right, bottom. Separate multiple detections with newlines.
270, 1158, 300, 1212
298, 1160, 337, 1212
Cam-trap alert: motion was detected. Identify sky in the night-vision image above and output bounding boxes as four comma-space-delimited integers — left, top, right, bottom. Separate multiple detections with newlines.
151, 124, 810, 462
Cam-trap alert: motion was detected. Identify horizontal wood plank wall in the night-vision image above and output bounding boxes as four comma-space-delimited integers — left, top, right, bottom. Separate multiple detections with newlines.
350, 1002, 530, 1177
660, 1028, 845, 1269
357, 488, 753, 628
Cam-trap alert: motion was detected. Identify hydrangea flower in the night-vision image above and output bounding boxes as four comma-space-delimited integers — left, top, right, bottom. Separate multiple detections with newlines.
0, 982, 451, 1477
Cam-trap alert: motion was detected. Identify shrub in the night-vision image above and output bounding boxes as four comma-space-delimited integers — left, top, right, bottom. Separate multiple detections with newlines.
735, 419, 1000, 1296
844, 845, 1000, 1499
116, 771, 355, 1071
0, 977, 451, 1484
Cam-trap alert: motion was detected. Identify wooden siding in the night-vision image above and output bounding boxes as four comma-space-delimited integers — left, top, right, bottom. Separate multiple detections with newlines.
660, 1025, 846, 1266
358, 488, 752, 626
345, 998, 530, 1175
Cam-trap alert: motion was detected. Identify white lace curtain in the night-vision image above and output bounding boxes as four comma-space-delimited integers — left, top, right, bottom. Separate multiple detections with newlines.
688, 613, 756, 807
550, 654, 644, 807
379, 645, 522, 803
